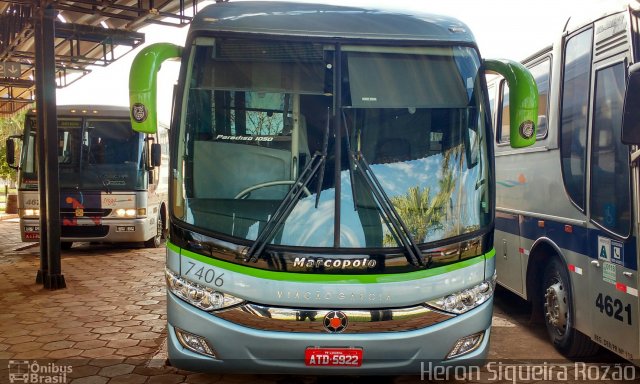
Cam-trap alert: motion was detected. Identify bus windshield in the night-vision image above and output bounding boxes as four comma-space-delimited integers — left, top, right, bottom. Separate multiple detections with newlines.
20, 118, 147, 191
176, 38, 490, 249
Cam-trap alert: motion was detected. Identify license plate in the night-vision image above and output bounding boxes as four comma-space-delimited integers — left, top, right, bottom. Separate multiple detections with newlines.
304, 347, 363, 367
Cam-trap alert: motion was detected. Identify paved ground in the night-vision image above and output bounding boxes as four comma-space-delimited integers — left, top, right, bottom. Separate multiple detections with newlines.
0, 215, 632, 383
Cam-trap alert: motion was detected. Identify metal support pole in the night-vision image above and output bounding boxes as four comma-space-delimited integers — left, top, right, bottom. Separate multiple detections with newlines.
33, 5, 48, 285
34, 3, 65, 289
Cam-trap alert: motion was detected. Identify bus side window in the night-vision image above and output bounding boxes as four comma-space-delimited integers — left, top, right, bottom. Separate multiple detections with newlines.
590, 62, 631, 236
499, 80, 511, 143
560, 29, 593, 211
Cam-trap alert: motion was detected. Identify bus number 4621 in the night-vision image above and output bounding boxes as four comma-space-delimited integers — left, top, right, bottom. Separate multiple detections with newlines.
595, 293, 632, 325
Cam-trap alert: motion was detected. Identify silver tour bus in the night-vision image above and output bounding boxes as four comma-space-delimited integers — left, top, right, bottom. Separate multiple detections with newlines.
5, 105, 168, 249
128, 1, 537, 373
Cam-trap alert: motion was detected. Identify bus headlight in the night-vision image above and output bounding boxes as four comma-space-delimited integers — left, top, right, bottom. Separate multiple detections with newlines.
115, 208, 137, 218
447, 332, 485, 359
20, 209, 40, 217
426, 275, 496, 314
165, 268, 244, 311
175, 328, 216, 358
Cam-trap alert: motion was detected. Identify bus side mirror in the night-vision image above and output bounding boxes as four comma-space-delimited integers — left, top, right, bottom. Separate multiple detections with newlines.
5, 138, 15, 168
5, 136, 20, 169
129, 42, 183, 135
151, 143, 161, 167
484, 59, 538, 148
622, 62, 640, 144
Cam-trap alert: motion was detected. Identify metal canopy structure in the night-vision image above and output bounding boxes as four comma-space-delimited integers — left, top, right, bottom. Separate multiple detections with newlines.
0, 0, 202, 116
0, 0, 205, 289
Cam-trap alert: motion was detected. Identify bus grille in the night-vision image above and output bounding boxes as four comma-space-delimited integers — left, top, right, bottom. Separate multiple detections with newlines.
60, 208, 112, 218
213, 303, 454, 334
61, 225, 109, 238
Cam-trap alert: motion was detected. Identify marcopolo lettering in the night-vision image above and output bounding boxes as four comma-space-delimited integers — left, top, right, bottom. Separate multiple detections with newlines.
293, 257, 377, 269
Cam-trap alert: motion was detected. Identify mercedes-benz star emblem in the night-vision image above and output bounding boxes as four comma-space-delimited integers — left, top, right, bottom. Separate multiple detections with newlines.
323, 311, 348, 333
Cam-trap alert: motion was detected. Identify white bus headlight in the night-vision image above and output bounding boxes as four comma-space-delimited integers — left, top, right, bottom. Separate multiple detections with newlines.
426, 275, 496, 314
21, 209, 40, 217
115, 208, 137, 218
165, 268, 244, 311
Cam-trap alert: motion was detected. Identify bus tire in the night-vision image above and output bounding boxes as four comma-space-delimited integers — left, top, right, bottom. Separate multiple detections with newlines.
160, 205, 167, 239
144, 212, 163, 248
61, 242, 73, 250
542, 258, 598, 357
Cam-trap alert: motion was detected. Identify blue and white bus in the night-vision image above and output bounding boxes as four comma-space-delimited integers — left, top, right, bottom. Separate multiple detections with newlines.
5, 105, 169, 249
489, 1, 640, 363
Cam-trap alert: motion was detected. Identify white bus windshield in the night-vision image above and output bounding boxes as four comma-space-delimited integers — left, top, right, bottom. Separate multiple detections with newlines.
175, 39, 490, 249
20, 118, 147, 191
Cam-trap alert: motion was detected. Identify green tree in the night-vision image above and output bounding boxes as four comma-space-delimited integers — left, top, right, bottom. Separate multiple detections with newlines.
387, 186, 442, 243
383, 146, 461, 246
0, 110, 28, 185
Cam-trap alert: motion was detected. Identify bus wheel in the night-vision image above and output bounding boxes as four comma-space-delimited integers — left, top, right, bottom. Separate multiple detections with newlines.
542, 258, 598, 357
144, 212, 163, 248
61, 242, 73, 250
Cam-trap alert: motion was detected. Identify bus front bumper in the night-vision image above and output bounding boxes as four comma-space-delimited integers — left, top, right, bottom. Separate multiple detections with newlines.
166, 291, 492, 374
20, 217, 155, 243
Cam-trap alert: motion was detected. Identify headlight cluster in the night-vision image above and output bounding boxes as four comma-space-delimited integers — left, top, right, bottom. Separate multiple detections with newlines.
165, 268, 244, 311
427, 274, 496, 314
114, 208, 146, 218
20, 209, 40, 217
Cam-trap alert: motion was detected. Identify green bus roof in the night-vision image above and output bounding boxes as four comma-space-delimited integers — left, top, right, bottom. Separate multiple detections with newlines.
190, 1, 476, 44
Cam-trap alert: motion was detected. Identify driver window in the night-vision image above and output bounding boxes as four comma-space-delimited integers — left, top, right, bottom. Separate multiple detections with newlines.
192, 91, 305, 200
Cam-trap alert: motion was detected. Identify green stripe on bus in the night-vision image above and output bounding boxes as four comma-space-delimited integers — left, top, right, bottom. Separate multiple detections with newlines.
167, 242, 495, 284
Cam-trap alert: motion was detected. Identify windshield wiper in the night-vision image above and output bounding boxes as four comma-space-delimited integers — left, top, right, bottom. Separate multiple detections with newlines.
98, 174, 112, 194
314, 107, 331, 208
631, 148, 640, 166
342, 110, 359, 210
341, 110, 425, 267
351, 152, 428, 268
244, 113, 331, 263
243, 153, 325, 263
